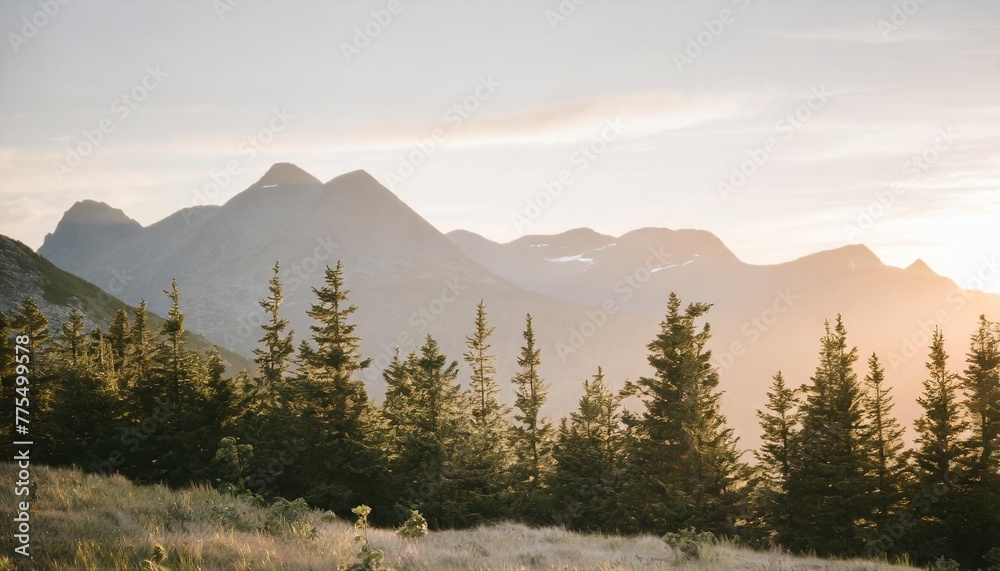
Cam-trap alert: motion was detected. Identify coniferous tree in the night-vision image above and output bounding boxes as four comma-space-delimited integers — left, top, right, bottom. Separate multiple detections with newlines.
389, 335, 470, 527
784, 316, 873, 555
509, 313, 553, 519
108, 308, 130, 373
860, 353, 906, 534
12, 298, 50, 376
754, 371, 800, 538
284, 261, 379, 513
252, 262, 295, 405
910, 328, 970, 564
46, 309, 118, 467
961, 315, 1000, 474
460, 301, 510, 521
549, 367, 626, 531
955, 316, 1000, 569
623, 293, 745, 535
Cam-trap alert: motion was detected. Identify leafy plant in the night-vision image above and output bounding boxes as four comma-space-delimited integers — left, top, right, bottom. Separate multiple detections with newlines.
662, 527, 717, 561
339, 505, 394, 571
397, 509, 428, 539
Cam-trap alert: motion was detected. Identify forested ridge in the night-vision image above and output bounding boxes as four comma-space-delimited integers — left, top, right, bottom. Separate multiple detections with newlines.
3, 261, 998, 569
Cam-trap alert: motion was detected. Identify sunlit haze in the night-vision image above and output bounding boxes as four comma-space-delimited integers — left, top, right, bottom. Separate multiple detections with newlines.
1, 0, 998, 292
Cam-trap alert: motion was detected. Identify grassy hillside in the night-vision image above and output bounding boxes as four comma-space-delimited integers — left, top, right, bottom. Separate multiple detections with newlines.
0, 235, 253, 374
0, 464, 916, 571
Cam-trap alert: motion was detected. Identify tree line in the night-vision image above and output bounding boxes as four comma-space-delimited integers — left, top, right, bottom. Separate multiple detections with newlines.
1, 261, 997, 568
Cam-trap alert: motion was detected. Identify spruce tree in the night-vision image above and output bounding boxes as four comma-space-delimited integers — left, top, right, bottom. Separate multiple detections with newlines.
960, 315, 1000, 474
460, 301, 510, 521
754, 371, 799, 538
784, 316, 872, 555
12, 297, 50, 375
956, 316, 1000, 569
623, 292, 745, 535
550, 366, 626, 531
861, 353, 906, 532
390, 335, 470, 527
911, 327, 970, 564
285, 261, 379, 513
509, 313, 553, 518
54, 308, 88, 368
252, 262, 295, 404
108, 308, 130, 373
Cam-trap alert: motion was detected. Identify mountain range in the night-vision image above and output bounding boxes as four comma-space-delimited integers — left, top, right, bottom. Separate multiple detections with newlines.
22, 163, 1000, 448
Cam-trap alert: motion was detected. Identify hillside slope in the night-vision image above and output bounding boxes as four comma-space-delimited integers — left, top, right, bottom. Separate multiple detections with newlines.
0, 235, 253, 373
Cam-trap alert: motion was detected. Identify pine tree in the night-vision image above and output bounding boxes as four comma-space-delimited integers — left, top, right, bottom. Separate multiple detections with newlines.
108, 308, 130, 373
754, 371, 799, 538
12, 298, 50, 375
861, 353, 906, 531
956, 316, 1000, 570
46, 310, 118, 468
960, 315, 1000, 475
784, 316, 872, 555
550, 367, 626, 531
389, 335, 470, 527
128, 300, 155, 387
460, 301, 510, 521
284, 261, 379, 513
910, 327, 970, 564
54, 308, 88, 368
914, 328, 968, 485
623, 293, 745, 535
252, 262, 295, 404
509, 313, 553, 518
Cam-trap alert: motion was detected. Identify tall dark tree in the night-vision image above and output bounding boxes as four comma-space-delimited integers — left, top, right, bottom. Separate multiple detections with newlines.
910, 328, 971, 565
108, 308, 130, 373
955, 316, 1000, 569
283, 262, 379, 512
509, 313, 553, 517
460, 301, 510, 521
54, 308, 88, 368
550, 367, 626, 531
781, 316, 872, 555
754, 371, 799, 539
252, 262, 295, 404
861, 353, 906, 532
961, 315, 1000, 474
12, 298, 50, 376
389, 335, 470, 527
623, 293, 746, 535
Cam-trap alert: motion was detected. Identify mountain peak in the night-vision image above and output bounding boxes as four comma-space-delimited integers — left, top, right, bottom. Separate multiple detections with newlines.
254, 163, 322, 188
324, 169, 382, 188
60, 200, 139, 227
906, 258, 938, 276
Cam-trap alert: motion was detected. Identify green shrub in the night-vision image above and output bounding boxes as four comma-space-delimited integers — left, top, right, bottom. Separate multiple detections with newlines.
396, 509, 428, 539
662, 527, 717, 561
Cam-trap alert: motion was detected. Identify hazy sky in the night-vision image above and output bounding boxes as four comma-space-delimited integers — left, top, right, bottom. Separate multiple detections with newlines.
1, 0, 998, 292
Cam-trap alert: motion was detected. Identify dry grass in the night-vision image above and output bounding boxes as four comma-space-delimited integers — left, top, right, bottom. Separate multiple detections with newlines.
0, 463, 916, 570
